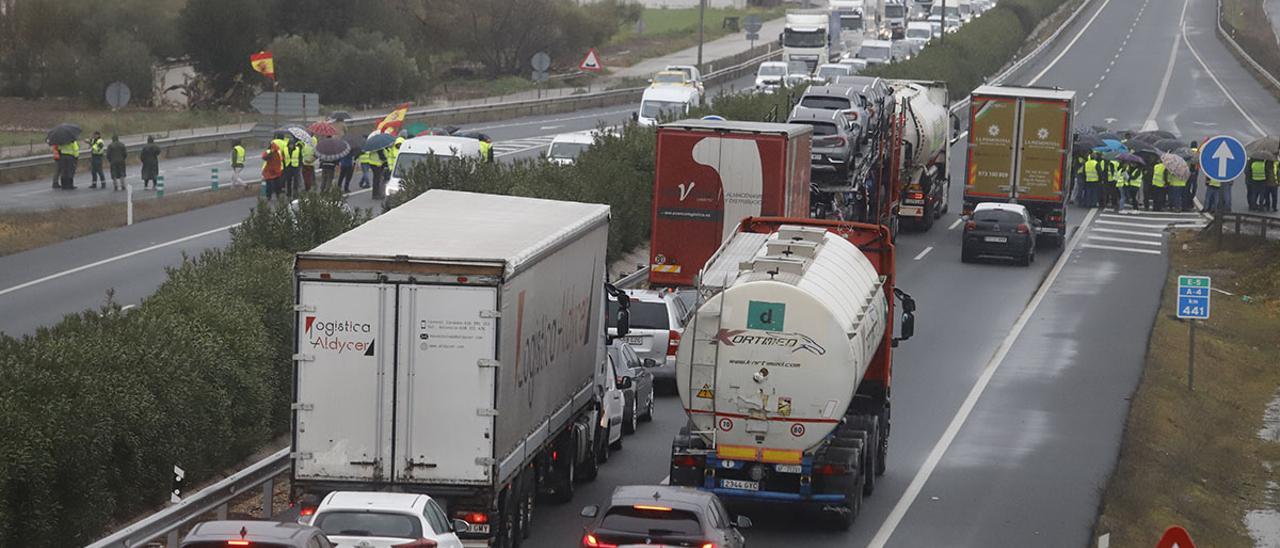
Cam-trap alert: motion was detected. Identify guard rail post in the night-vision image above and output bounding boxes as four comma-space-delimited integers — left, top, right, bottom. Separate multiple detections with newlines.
211, 167, 219, 190
156, 175, 165, 198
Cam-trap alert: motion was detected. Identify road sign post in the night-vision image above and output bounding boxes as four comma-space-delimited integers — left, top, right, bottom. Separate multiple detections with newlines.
1176, 275, 1211, 391
579, 48, 603, 73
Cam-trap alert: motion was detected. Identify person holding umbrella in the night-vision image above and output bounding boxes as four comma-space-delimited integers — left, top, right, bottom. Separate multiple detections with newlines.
140, 136, 161, 189
107, 135, 127, 191
363, 132, 396, 200
57, 136, 80, 190
88, 131, 106, 189
301, 138, 317, 192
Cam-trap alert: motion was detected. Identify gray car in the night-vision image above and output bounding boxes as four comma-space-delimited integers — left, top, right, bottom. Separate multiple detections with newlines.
580, 486, 751, 548
794, 85, 869, 144
788, 107, 860, 182
607, 289, 690, 384
608, 341, 656, 434
832, 75, 892, 137
181, 520, 333, 548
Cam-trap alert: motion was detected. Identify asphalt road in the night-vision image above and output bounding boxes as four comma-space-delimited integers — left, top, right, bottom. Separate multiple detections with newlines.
6, 0, 1279, 543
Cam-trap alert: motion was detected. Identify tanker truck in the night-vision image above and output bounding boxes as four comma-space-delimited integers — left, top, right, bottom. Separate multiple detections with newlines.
668, 216, 916, 529
890, 79, 954, 231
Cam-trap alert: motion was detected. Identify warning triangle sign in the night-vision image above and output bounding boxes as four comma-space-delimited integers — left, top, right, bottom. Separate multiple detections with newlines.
579, 48, 603, 72
696, 384, 714, 399
1154, 526, 1195, 548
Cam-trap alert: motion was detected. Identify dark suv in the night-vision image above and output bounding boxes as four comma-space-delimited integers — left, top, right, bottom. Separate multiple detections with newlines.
788, 107, 860, 183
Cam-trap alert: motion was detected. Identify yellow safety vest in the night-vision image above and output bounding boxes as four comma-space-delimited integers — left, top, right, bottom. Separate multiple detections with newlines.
1152, 164, 1167, 188
301, 143, 316, 166
1084, 159, 1100, 182
91, 138, 105, 156
1114, 166, 1128, 185
232, 145, 245, 166
359, 151, 371, 165
288, 144, 301, 167
58, 141, 79, 158
366, 149, 384, 167
1249, 159, 1268, 182
1168, 172, 1186, 187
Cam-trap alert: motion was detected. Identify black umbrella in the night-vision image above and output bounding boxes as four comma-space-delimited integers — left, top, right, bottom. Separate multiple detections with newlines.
362, 132, 396, 152
1134, 149, 1163, 166
315, 138, 352, 162
46, 123, 81, 146
1153, 138, 1183, 152
1126, 139, 1159, 154
1132, 130, 1176, 143
329, 111, 352, 121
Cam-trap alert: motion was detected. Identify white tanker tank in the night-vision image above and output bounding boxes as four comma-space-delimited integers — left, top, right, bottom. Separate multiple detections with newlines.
890, 79, 952, 230
675, 224, 887, 455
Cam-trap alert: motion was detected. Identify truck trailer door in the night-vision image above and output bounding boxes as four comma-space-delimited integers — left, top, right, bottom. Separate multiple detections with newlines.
295, 281, 395, 482
965, 94, 1018, 199
1014, 98, 1071, 202
394, 284, 498, 484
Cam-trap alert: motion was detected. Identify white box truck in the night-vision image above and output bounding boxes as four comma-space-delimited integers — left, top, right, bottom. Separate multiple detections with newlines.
291, 189, 627, 547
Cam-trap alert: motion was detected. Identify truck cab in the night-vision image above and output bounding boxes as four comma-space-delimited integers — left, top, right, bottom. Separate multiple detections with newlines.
783, 9, 838, 72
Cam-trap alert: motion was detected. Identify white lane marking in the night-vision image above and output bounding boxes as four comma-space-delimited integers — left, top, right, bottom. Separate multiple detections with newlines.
1093, 227, 1166, 238
1100, 213, 1199, 222
538, 125, 562, 130
0, 223, 239, 298
1082, 243, 1163, 255
14, 187, 54, 198
1181, 16, 1267, 135
867, 208, 1100, 548
913, 246, 934, 260
948, 218, 964, 230
1142, 0, 1192, 130
660, 475, 670, 485
1095, 219, 1178, 229
1088, 234, 1163, 246
1028, 0, 1115, 84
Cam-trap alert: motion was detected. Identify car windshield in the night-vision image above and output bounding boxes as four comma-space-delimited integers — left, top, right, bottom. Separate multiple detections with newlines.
817, 66, 851, 79
668, 68, 694, 79
608, 301, 669, 330
858, 45, 891, 60
393, 151, 462, 177
640, 100, 686, 119
314, 511, 423, 539
787, 61, 810, 74
908, 28, 931, 39
653, 73, 687, 85
548, 141, 590, 160
758, 65, 786, 77
973, 209, 1024, 224
599, 506, 702, 536
932, 5, 961, 17
783, 29, 826, 48
800, 96, 852, 110
885, 4, 905, 17
839, 15, 863, 31
795, 121, 838, 136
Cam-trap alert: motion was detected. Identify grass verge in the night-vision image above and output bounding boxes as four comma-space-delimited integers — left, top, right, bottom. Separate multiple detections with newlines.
602, 7, 784, 68
0, 97, 246, 142
1220, 0, 1280, 98
0, 186, 259, 257
1093, 230, 1280, 547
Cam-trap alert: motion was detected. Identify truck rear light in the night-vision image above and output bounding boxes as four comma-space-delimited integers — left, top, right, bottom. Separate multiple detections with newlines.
583, 533, 618, 548
673, 454, 701, 467
454, 510, 489, 524
815, 463, 848, 475
1016, 224, 1030, 234
964, 221, 976, 231
667, 330, 681, 356
702, 543, 718, 548
392, 540, 438, 548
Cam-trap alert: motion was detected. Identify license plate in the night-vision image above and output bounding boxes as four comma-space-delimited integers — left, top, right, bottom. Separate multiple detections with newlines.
467, 523, 490, 534
984, 236, 1008, 243
623, 336, 646, 345
720, 478, 760, 491
899, 206, 923, 217
775, 464, 802, 474
812, 153, 822, 161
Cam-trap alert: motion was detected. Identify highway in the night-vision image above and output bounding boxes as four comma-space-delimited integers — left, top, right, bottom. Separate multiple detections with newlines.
5, 0, 1280, 544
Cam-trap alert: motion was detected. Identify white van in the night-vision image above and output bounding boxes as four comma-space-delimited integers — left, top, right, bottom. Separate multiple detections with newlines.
386, 135, 483, 196
634, 86, 701, 127
546, 131, 597, 166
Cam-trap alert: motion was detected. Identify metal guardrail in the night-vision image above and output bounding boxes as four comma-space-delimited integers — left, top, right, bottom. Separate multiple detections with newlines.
615, 266, 651, 289
86, 448, 290, 548
1215, 0, 1280, 93
1206, 211, 1280, 241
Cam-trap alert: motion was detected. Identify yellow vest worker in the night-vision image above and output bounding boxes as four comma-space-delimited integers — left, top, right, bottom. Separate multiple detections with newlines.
1084, 158, 1100, 182
288, 143, 301, 168
1248, 159, 1268, 182
58, 141, 80, 158
1152, 163, 1167, 188
231, 144, 246, 167
91, 137, 105, 156
479, 140, 493, 162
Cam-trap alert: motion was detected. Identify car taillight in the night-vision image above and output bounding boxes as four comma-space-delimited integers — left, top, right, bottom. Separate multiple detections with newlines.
392, 540, 438, 548
227, 542, 251, 547
454, 510, 489, 524
673, 454, 701, 467
667, 330, 681, 356
833, 136, 847, 147
702, 543, 718, 548
583, 533, 619, 548
964, 221, 976, 231
909, 191, 924, 200
1016, 224, 1030, 234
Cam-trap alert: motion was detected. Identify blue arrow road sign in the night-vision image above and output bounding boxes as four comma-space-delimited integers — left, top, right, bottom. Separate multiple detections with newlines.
1199, 135, 1246, 182
1176, 275, 1211, 320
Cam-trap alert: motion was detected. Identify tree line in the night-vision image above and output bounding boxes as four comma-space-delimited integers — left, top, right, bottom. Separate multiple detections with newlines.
0, 0, 640, 108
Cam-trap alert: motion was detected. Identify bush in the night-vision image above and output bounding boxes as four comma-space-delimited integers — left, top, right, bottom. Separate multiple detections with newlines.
78, 32, 156, 106
0, 194, 365, 545
267, 30, 426, 105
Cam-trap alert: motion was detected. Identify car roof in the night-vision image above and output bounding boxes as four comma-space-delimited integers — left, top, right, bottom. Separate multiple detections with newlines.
551, 131, 598, 145
862, 39, 893, 47
665, 64, 698, 73
320, 490, 428, 511
399, 135, 482, 157
609, 485, 715, 511
642, 86, 700, 101
974, 202, 1029, 214
804, 85, 855, 98
788, 107, 842, 124
184, 520, 316, 542
759, 61, 788, 69
623, 288, 675, 303
653, 70, 689, 79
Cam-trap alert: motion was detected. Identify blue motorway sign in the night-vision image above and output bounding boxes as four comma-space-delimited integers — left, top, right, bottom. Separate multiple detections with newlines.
1176, 275, 1211, 320
1199, 135, 1246, 182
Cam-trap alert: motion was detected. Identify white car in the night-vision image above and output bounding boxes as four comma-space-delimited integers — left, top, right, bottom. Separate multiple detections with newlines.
546, 131, 597, 166
838, 57, 869, 73
857, 39, 895, 66
664, 64, 705, 96
754, 61, 789, 92
635, 86, 701, 126
386, 135, 483, 196
815, 63, 857, 83
905, 21, 934, 50
607, 288, 691, 383
309, 491, 467, 548
599, 350, 626, 454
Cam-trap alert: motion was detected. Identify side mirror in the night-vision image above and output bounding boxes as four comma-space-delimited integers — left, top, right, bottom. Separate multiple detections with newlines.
580, 505, 599, 518
893, 288, 916, 346
451, 519, 470, 533
618, 376, 633, 389
735, 515, 753, 529
900, 310, 916, 341
642, 358, 659, 368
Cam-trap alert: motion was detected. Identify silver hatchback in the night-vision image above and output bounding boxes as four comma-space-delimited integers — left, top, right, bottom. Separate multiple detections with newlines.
607, 289, 691, 383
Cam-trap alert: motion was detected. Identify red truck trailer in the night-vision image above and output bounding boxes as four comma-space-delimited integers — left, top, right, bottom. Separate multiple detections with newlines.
648, 119, 813, 288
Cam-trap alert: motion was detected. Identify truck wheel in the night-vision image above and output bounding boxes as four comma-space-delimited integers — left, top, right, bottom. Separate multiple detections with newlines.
877, 408, 890, 477
599, 426, 612, 463
861, 417, 880, 496
580, 437, 600, 482
550, 454, 575, 503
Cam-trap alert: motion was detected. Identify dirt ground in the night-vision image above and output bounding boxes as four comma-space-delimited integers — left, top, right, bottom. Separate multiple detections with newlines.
1093, 230, 1280, 547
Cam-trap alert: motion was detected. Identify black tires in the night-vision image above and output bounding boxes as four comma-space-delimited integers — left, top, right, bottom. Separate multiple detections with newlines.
640, 393, 655, 422
623, 396, 638, 435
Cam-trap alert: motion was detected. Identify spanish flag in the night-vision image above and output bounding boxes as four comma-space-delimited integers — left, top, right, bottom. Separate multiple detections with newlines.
376, 102, 412, 134
250, 51, 275, 81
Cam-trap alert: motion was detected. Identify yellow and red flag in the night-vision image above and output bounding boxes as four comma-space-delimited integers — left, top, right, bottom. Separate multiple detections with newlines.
376, 102, 412, 134
250, 51, 275, 81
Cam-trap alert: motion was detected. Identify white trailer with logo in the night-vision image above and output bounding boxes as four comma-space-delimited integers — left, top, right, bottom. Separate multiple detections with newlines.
291, 189, 624, 547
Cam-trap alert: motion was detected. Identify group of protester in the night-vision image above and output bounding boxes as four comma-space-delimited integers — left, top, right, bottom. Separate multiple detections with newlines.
256, 131, 405, 201
50, 132, 160, 191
